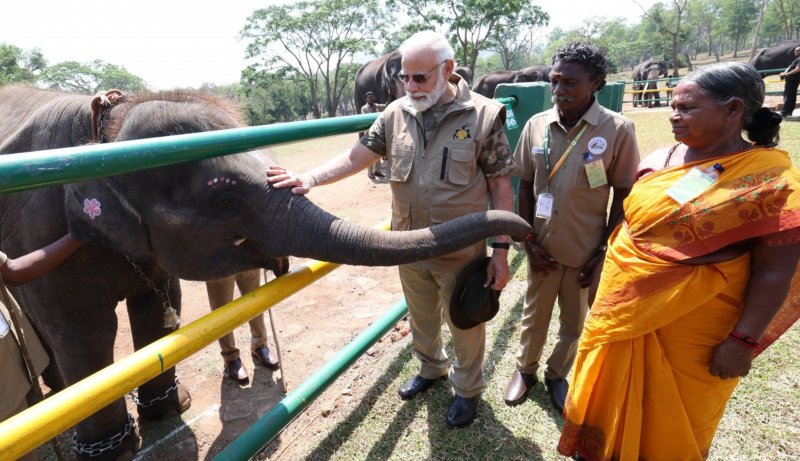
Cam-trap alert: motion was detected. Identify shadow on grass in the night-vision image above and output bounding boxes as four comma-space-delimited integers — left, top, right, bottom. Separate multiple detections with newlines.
303, 341, 414, 460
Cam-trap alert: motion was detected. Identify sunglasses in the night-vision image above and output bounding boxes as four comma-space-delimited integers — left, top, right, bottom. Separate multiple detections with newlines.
397, 60, 447, 84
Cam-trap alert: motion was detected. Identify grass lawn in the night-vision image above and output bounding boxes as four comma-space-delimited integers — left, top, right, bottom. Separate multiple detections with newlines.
268, 114, 800, 460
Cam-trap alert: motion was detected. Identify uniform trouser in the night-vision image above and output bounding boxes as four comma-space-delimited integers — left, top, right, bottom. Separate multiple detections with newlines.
206, 269, 267, 360
399, 264, 485, 398
516, 263, 588, 380
784, 78, 800, 116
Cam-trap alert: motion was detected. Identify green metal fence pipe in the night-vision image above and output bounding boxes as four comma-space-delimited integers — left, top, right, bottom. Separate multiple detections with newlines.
0, 113, 378, 194
214, 299, 410, 461
495, 96, 517, 107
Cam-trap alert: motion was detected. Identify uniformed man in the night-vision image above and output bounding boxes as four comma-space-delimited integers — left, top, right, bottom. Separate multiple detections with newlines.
267, 30, 514, 428
504, 42, 640, 413
360, 91, 387, 178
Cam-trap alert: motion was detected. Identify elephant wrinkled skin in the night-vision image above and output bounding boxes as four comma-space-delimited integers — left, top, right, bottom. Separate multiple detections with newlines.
749, 40, 800, 76
0, 85, 530, 460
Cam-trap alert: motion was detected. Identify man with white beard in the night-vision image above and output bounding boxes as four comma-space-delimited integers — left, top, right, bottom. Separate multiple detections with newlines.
267, 30, 514, 428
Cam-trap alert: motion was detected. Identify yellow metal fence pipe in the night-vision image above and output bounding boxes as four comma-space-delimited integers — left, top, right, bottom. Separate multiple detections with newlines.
0, 220, 390, 460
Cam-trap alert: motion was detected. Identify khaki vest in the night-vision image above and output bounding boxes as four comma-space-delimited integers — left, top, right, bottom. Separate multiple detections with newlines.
384, 75, 504, 271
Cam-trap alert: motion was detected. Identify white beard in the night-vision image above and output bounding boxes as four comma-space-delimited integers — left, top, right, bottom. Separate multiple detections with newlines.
407, 74, 448, 112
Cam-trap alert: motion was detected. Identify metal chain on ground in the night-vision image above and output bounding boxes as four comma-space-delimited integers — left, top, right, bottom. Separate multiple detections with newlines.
72, 413, 135, 457
124, 255, 180, 328
128, 378, 180, 408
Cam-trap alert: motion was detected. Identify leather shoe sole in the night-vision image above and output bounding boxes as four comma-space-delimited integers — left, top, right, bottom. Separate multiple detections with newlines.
504, 370, 538, 406
252, 346, 280, 371
398, 374, 447, 400
446, 395, 479, 428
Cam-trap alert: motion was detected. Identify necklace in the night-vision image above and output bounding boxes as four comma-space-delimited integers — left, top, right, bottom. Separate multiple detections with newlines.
663, 141, 753, 168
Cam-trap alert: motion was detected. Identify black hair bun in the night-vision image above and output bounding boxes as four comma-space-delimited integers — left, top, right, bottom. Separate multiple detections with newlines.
752, 107, 782, 130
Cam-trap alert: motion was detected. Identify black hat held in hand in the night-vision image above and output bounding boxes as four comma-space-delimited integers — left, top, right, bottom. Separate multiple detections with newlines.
450, 256, 501, 330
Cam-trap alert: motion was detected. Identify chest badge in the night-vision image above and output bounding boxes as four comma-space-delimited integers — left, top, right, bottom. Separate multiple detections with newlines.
453, 123, 472, 140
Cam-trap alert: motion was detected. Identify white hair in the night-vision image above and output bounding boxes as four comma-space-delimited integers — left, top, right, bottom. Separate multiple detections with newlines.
399, 30, 454, 62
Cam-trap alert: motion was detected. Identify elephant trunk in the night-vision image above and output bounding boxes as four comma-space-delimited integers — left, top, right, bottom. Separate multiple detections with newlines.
272, 196, 530, 266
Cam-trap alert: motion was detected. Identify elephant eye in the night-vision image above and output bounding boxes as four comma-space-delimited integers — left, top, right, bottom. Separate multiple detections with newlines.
212, 190, 240, 211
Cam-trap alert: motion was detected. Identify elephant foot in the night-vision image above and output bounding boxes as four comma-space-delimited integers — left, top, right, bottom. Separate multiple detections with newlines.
73, 413, 141, 461
135, 379, 192, 421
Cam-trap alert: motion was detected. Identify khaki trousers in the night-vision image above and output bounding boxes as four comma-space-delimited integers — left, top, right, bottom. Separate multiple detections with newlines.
399, 264, 485, 398
517, 263, 588, 379
206, 269, 268, 360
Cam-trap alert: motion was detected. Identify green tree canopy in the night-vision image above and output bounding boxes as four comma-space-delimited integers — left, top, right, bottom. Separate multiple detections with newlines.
0, 43, 45, 85
387, 0, 550, 74
40, 59, 148, 94
241, 0, 379, 118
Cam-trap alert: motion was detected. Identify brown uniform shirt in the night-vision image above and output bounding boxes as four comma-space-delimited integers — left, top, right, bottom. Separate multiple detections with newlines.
0, 251, 49, 417
513, 99, 640, 267
360, 75, 514, 271
360, 102, 386, 114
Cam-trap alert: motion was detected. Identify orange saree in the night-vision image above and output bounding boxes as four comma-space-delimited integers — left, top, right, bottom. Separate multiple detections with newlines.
558, 147, 800, 461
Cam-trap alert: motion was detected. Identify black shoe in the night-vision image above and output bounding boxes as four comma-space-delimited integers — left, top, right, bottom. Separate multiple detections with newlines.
252, 346, 280, 371
446, 395, 479, 428
398, 374, 446, 400
503, 370, 538, 406
223, 358, 249, 385
545, 377, 568, 414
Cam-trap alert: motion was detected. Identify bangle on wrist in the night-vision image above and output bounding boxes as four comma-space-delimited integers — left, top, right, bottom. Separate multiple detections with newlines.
491, 242, 510, 250
728, 331, 760, 350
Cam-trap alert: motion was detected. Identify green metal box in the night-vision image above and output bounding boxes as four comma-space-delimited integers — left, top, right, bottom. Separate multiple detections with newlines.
596, 81, 625, 113
495, 82, 553, 152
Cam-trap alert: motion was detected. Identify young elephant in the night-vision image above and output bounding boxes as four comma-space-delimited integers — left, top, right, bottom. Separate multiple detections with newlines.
0, 85, 530, 460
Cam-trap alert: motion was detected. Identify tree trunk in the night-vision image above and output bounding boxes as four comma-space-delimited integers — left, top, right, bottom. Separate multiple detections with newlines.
749, 0, 768, 60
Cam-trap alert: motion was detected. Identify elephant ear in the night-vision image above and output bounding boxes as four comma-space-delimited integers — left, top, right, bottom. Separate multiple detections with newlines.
64, 179, 151, 262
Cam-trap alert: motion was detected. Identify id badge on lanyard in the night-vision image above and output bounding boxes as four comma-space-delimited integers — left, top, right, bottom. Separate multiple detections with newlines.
535, 127, 554, 220
665, 163, 725, 205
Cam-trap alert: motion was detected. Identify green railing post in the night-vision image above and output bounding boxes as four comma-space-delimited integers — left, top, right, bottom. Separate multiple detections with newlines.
0, 113, 377, 194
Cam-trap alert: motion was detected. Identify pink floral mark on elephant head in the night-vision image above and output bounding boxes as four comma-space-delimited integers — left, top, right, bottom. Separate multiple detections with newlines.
206, 176, 238, 189
83, 198, 102, 220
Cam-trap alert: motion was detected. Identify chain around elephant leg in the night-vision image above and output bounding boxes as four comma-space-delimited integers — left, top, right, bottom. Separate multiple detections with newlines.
72, 413, 141, 461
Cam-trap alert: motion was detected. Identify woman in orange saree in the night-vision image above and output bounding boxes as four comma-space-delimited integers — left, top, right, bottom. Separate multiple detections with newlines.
558, 62, 800, 461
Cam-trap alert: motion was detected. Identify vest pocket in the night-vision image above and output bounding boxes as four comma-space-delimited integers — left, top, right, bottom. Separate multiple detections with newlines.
390, 143, 414, 182
446, 146, 475, 185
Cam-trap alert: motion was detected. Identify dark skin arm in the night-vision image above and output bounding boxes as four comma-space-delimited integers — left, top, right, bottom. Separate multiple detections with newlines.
709, 241, 800, 379
1, 234, 84, 287
581, 187, 631, 304
518, 179, 558, 274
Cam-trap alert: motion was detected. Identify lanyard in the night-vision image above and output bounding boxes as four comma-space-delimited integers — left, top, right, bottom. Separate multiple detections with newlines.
543, 122, 589, 181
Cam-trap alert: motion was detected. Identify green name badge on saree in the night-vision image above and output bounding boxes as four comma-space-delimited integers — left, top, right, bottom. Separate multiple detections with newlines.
665, 168, 717, 205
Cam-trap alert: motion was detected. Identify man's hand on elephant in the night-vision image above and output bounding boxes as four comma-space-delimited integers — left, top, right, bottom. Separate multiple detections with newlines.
266, 166, 316, 195
524, 240, 558, 274
485, 251, 509, 291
